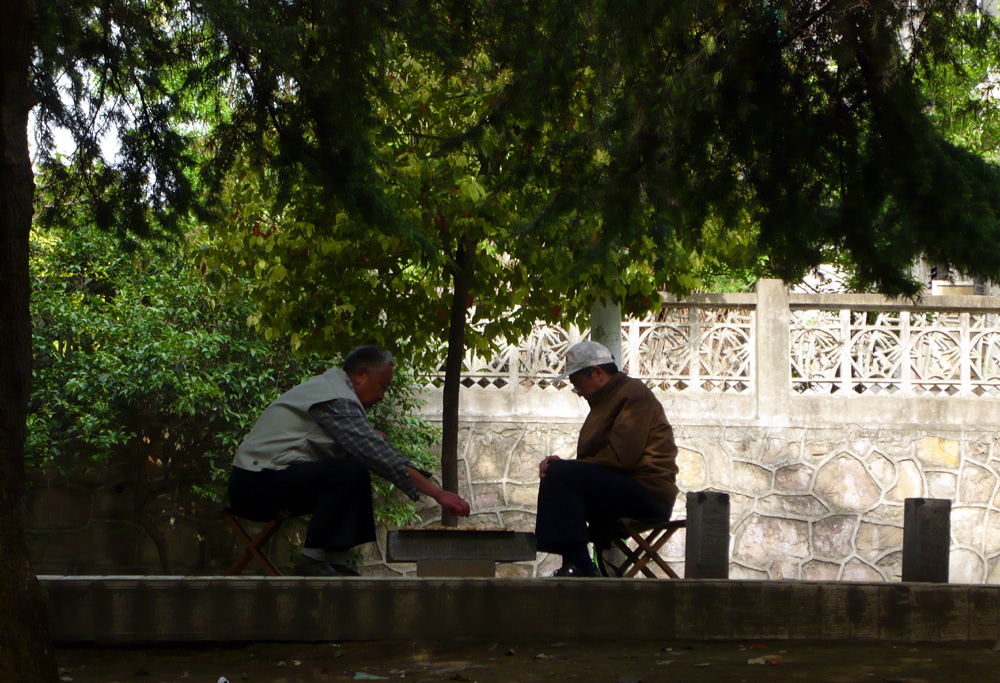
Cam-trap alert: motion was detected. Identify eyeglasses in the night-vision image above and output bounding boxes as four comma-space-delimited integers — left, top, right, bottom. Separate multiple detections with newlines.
568, 370, 590, 395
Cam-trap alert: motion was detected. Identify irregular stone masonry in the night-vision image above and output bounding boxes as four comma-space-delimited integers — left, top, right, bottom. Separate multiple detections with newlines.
425, 422, 1000, 582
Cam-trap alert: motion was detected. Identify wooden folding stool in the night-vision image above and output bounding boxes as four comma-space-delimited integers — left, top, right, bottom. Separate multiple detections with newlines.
221, 506, 289, 576
596, 518, 686, 578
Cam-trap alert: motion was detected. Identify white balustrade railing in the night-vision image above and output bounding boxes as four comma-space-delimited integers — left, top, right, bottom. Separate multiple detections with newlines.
789, 295, 1000, 398
427, 281, 1000, 400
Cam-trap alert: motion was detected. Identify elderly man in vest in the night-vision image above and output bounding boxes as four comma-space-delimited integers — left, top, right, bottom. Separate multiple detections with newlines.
229, 345, 470, 576
535, 341, 679, 577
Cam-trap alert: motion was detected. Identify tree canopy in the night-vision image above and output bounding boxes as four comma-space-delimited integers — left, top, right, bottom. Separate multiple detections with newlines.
28, 1, 1000, 301
6, 1, 1000, 680
199, 41, 678, 362
476, 1, 1000, 295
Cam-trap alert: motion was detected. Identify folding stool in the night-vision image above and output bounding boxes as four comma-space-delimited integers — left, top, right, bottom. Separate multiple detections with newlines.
221, 506, 289, 576
596, 518, 686, 578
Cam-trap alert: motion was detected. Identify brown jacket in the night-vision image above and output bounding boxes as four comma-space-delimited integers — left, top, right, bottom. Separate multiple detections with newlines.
576, 372, 679, 504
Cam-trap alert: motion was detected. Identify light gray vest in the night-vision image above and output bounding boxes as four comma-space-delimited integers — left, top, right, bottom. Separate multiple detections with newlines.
232, 367, 362, 471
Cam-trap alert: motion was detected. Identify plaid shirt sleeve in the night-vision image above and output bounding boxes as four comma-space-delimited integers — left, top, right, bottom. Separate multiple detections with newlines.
308, 399, 421, 500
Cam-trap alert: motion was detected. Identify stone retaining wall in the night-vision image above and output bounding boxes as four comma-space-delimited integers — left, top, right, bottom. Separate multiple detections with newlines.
30, 419, 996, 580
437, 418, 1000, 582
25, 462, 241, 575
42, 576, 1000, 644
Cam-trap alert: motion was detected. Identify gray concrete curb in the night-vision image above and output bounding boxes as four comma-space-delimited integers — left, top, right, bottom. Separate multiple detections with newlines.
40, 577, 1000, 644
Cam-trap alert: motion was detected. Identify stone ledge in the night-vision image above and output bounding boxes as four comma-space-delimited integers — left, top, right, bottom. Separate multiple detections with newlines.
40, 577, 1000, 645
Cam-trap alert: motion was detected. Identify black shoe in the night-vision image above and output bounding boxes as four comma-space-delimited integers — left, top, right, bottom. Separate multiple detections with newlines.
550, 562, 600, 578
293, 556, 359, 577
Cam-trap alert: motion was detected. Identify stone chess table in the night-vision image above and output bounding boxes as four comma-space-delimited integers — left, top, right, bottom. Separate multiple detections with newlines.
386, 527, 536, 577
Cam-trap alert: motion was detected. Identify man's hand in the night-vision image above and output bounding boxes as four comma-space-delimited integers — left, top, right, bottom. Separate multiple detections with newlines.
436, 490, 471, 517
539, 455, 562, 482
406, 466, 472, 516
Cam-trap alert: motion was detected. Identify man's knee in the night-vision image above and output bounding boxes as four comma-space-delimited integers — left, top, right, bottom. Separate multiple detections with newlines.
544, 458, 588, 484
297, 458, 371, 499
325, 457, 373, 493
341, 455, 371, 478
540, 460, 592, 500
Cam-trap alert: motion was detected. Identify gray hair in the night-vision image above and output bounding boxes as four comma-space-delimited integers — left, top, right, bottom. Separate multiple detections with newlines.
343, 345, 395, 375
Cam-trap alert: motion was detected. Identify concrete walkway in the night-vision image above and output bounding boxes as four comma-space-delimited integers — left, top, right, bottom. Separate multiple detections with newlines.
41, 576, 999, 644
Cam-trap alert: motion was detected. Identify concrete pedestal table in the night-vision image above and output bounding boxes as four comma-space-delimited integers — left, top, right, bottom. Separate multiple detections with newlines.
386, 528, 536, 577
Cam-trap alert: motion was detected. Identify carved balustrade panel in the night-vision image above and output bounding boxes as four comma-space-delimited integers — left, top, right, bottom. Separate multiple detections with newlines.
457, 339, 516, 390
427, 291, 1000, 398
428, 305, 755, 393
848, 311, 905, 396
425, 338, 507, 390
628, 309, 693, 391
970, 312, 1000, 396
427, 323, 586, 390
790, 306, 1000, 397
790, 310, 842, 394
628, 306, 754, 392
910, 329, 962, 395
516, 324, 586, 388
697, 308, 754, 393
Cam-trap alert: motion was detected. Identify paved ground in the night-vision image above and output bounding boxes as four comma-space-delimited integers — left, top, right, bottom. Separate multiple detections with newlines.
56, 638, 1000, 682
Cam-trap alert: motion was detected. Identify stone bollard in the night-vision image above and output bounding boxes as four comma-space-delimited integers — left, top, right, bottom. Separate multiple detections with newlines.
684, 490, 730, 579
902, 497, 951, 583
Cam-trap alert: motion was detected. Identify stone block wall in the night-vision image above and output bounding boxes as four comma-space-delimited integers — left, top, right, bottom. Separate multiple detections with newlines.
25, 464, 248, 576
25, 421, 1000, 582
402, 417, 999, 583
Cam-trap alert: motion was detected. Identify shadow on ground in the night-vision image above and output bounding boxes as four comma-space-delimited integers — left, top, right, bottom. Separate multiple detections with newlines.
56, 639, 1000, 682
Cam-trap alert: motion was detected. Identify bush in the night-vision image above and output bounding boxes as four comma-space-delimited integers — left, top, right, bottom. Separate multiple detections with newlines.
28, 224, 440, 567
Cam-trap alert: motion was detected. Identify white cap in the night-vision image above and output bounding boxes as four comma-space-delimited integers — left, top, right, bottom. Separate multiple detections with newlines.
554, 341, 616, 380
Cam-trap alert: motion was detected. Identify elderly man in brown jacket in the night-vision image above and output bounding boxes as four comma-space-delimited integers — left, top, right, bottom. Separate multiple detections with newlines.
536, 341, 680, 577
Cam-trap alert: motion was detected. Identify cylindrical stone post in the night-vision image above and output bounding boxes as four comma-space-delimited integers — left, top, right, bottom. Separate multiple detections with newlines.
902, 497, 951, 583
684, 491, 730, 579
590, 298, 623, 369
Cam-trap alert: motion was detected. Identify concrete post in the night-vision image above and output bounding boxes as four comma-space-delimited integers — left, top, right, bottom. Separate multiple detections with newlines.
590, 298, 623, 369
902, 498, 951, 583
754, 279, 790, 425
589, 297, 626, 569
684, 491, 730, 579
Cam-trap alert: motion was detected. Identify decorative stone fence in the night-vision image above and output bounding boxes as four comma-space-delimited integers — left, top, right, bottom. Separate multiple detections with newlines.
418, 279, 1000, 582
25, 279, 1000, 579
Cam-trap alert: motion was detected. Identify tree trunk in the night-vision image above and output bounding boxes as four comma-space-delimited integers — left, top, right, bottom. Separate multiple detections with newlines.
1, 0, 59, 680
440, 242, 472, 527
132, 439, 174, 574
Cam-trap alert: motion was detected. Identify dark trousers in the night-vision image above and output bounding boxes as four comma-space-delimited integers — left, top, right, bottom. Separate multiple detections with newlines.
228, 458, 377, 551
535, 459, 674, 555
